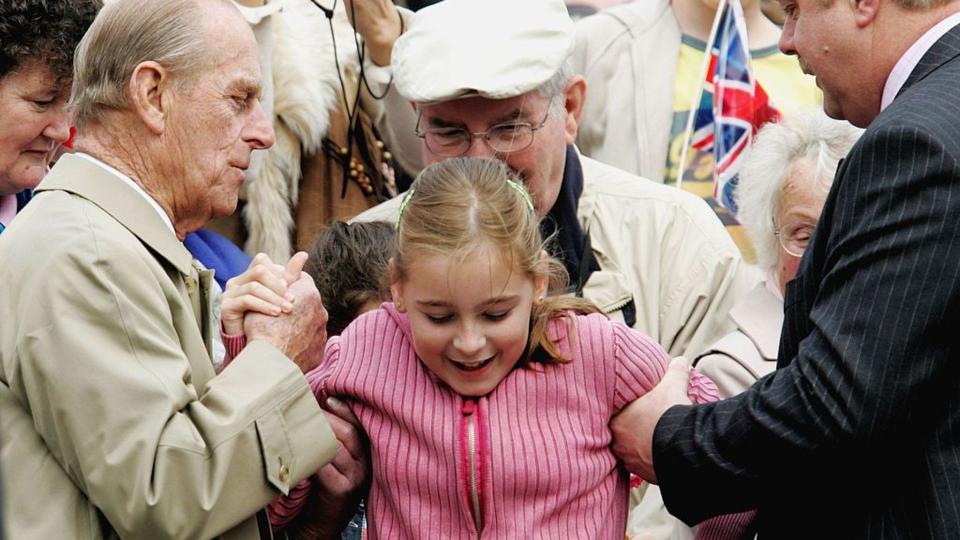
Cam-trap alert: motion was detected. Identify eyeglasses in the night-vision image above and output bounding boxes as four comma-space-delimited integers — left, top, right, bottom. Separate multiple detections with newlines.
774, 221, 815, 257
414, 99, 554, 157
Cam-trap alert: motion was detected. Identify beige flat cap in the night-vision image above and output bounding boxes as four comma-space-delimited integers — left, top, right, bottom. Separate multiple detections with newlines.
392, 0, 574, 104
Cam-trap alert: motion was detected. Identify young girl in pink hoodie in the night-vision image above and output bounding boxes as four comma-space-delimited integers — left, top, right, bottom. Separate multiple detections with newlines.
224, 157, 727, 538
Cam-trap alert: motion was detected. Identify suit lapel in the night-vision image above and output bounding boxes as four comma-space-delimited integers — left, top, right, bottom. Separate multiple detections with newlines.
898, 23, 960, 98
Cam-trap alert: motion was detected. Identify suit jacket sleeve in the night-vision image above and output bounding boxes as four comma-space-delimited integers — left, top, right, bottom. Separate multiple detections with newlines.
15, 222, 338, 538
651, 123, 960, 523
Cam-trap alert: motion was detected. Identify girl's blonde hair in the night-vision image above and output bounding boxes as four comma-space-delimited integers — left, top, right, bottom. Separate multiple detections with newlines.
394, 157, 600, 364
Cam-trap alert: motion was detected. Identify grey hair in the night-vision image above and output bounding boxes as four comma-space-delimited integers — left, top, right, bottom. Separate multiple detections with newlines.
537, 60, 574, 119
70, 0, 228, 131
885, 0, 953, 8
736, 109, 862, 272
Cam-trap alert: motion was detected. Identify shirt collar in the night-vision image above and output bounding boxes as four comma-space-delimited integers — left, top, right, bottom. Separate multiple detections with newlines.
0, 193, 17, 227
74, 152, 175, 235
882, 13, 960, 110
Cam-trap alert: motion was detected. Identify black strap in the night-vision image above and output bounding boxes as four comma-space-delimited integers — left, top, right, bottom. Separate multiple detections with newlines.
575, 231, 594, 295
256, 509, 274, 540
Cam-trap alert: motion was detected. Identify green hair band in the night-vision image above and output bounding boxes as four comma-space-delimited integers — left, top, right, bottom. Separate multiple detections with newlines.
395, 178, 535, 229
507, 179, 535, 213
395, 188, 416, 229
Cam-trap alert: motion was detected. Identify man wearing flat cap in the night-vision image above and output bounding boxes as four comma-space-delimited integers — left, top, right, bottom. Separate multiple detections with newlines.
352, 0, 755, 362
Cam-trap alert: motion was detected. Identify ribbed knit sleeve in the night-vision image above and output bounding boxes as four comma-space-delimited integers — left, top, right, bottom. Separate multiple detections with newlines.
694, 509, 757, 540
608, 316, 720, 411
265, 479, 313, 531
220, 325, 246, 366
603, 318, 741, 539
306, 334, 341, 399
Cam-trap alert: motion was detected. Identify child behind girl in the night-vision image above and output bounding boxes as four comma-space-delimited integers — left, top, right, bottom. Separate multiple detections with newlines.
306, 220, 396, 337
226, 157, 724, 538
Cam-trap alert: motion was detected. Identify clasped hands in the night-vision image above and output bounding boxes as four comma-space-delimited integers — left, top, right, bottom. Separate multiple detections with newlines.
222, 252, 369, 537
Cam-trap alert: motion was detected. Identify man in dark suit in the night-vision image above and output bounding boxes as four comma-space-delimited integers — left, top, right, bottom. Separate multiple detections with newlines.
610, 0, 960, 536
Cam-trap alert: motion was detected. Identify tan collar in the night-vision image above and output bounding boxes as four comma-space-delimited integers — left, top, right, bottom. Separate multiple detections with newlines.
36, 154, 194, 277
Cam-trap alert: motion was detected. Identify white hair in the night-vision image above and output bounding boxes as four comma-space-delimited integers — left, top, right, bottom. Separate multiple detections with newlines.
736, 109, 862, 272
70, 0, 232, 131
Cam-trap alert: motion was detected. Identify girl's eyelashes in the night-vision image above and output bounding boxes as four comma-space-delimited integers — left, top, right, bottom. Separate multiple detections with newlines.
424, 310, 512, 323
484, 310, 511, 321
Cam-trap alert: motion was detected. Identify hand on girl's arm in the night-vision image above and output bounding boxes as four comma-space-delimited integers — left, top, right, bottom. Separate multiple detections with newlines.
285, 396, 371, 540
610, 357, 693, 484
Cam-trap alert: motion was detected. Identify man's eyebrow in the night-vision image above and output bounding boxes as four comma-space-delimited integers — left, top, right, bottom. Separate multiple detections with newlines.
488, 108, 527, 124
227, 76, 263, 98
425, 108, 530, 130
426, 117, 466, 129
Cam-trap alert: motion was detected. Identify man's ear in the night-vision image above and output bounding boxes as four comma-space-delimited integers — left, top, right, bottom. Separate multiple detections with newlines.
388, 259, 407, 312
129, 60, 170, 135
562, 75, 587, 145
852, 0, 879, 28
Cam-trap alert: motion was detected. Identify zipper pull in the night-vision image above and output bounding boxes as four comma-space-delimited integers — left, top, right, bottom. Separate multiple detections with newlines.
462, 398, 476, 416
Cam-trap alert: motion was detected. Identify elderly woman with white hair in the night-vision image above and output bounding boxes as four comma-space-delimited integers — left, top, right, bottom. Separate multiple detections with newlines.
694, 110, 862, 399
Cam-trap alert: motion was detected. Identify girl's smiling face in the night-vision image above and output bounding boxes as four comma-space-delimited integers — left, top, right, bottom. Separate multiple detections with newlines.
391, 243, 547, 397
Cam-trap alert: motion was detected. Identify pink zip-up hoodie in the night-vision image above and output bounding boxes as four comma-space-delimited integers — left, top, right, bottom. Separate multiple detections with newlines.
298, 303, 719, 539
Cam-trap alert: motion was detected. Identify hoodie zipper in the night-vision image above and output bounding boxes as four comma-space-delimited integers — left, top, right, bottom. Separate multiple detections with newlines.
461, 398, 483, 538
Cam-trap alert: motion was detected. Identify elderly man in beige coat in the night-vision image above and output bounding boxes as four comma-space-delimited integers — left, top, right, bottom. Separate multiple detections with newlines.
0, 1, 365, 538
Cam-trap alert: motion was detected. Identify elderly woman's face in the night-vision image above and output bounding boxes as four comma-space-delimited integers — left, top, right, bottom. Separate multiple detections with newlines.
0, 61, 71, 196
775, 159, 829, 292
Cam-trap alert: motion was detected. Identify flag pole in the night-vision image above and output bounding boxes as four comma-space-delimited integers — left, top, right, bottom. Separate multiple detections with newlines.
676, 0, 728, 189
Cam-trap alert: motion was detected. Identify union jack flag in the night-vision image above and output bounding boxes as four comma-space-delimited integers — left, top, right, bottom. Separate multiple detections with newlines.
689, 0, 781, 214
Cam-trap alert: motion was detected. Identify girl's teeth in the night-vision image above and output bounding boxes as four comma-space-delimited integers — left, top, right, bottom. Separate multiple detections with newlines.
456, 358, 491, 371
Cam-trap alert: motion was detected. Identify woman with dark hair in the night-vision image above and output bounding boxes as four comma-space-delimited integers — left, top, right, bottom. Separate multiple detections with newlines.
0, 1, 98, 537
0, 0, 100, 234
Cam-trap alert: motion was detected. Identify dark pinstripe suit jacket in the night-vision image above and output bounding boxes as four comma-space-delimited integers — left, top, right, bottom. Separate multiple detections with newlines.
653, 25, 960, 538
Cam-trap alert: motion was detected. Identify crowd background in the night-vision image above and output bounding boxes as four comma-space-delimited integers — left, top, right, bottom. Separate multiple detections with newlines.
5, 0, 957, 538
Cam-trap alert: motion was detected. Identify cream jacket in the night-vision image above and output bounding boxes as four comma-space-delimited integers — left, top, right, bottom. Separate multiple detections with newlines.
0, 155, 337, 539
572, 0, 681, 183
354, 152, 755, 359
694, 280, 783, 398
